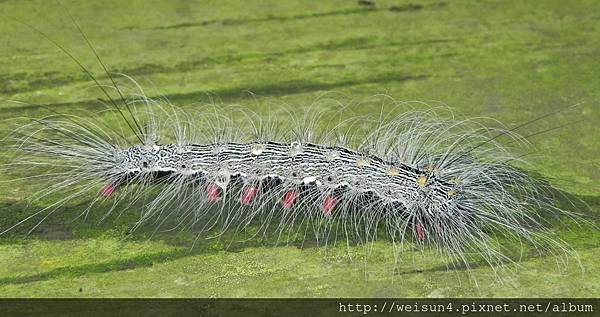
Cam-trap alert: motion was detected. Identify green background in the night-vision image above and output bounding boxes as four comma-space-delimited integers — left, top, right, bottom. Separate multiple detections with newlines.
0, 0, 598, 297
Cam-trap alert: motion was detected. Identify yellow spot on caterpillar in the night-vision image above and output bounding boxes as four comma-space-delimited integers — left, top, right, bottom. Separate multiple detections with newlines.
356, 157, 370, 167
417, 175, 428, 188
250, 144, 266, 155
387, 167, 400, 176
447, 189, 456, 197
426, 165, 438, 173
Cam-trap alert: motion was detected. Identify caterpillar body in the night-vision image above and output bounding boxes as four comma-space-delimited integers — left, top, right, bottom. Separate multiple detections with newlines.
118, 140, 451, 214
5, 95, 578, 270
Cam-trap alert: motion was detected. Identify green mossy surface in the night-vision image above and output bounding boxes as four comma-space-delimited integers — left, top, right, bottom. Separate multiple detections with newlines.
0, 0, 598, 297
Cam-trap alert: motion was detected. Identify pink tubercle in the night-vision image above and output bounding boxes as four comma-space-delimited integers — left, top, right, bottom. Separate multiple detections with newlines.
282, 190, 299, 209
241, 186, 259, 205
206, 183, 222, 202
415, 222, 426, 241
323, 195, 338, 216
101, 184, 116, 198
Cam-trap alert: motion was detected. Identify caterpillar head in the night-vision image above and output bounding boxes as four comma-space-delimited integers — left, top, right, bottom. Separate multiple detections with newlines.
103, 144, 184, 196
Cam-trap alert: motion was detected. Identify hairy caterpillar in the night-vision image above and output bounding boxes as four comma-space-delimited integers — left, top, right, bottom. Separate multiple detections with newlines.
0, 16, 587, 273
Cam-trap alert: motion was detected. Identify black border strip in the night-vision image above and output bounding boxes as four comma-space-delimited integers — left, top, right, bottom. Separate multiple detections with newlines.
0, 298, 598, 317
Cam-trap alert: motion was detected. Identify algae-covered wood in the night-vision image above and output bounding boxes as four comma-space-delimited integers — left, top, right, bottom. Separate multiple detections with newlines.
0, 0, 598, 296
